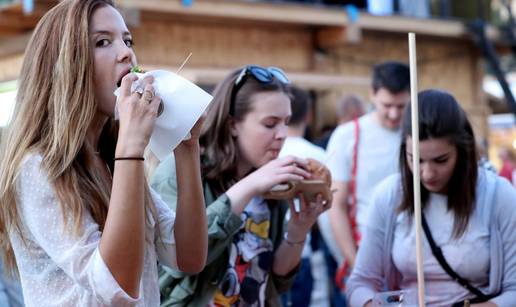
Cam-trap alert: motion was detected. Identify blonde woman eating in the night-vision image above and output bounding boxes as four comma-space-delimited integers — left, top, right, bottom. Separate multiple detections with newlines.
0, 1, 207, 306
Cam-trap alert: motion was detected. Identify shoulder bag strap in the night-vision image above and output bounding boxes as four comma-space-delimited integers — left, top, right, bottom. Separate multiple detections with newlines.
421, 213, 488, 299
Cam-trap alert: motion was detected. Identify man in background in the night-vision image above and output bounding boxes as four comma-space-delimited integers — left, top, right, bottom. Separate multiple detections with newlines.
326, 61, 410, 280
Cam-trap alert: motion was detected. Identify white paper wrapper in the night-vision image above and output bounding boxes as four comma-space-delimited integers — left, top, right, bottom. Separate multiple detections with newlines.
114, 70, 212, 161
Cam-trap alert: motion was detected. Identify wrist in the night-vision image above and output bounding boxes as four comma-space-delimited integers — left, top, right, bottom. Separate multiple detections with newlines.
238, 174, 260, 197
174, 141, 200, 155
115, 139, 146, 157
283, 232, 305, 246
179, 137, 200, 148
285, 224, 307, 243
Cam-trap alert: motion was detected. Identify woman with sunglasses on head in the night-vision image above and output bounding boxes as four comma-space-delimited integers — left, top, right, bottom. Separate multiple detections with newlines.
152, 65, 331, 306
346, 89, 516, 307
0, 1, 207, 306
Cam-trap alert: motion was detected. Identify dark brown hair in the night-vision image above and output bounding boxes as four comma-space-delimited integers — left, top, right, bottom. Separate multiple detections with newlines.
398, 89, 478, 238
200, 67, 290, 196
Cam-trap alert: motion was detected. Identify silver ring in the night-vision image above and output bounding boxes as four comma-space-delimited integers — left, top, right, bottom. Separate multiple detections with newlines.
134, 86, 144, 96
143, 89, 155, 103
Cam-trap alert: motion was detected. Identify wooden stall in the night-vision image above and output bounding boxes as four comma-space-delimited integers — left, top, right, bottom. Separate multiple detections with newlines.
0, 0, 493, 138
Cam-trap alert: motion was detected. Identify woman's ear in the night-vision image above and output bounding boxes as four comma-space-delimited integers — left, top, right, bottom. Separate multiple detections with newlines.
230, 118, 239, 137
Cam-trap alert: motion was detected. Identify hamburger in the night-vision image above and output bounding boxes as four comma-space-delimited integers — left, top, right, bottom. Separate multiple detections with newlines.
263, 158, 332, 202
120, 66, 164, 116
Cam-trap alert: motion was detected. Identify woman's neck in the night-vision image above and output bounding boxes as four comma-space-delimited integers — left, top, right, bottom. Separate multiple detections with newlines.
236, 159, 253, 180
87, 112, 109, 151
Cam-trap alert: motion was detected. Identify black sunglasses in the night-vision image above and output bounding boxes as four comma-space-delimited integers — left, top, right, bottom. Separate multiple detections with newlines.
229, 65, 290, 116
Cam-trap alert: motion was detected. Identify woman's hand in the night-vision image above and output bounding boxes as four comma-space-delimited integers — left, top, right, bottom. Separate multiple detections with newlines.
115, 74, 161, 157
177, 116, 204, 148
244, 155, 311, 195
286, 193, 330, 242
226, 155, 311, 215
272, 191, 330, 276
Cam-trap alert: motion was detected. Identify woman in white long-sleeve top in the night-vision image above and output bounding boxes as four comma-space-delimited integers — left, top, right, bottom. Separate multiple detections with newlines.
0, 1, 207, 306
347, 89, 516, 307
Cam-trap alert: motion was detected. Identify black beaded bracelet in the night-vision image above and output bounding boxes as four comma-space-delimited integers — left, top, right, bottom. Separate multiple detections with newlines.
113, 157, 145, 161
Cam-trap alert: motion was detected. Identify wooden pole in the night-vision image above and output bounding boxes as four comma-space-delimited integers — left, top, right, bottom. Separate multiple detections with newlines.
409, 32, 426, 307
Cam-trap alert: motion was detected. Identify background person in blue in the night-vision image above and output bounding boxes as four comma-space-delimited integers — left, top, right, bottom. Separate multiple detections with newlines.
347, 89, 516, 307
152, 65, 331, 306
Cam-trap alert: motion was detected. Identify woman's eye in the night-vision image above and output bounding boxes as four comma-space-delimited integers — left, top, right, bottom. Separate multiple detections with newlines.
96, 39, 110, 47
124, 39, 134, 47
435, 158, 448, 164
264, 122, 276, 129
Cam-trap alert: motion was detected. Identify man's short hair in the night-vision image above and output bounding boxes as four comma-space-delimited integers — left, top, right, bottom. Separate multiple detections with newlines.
372, 61, 410, 94
288, 86, 312, 126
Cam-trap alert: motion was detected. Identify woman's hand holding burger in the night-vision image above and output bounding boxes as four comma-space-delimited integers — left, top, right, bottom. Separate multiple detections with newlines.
226, 156, 311, 215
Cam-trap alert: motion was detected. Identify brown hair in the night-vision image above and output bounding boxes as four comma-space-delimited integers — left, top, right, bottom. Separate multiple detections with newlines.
200, 67, 290, 196
398, 89, 478, 238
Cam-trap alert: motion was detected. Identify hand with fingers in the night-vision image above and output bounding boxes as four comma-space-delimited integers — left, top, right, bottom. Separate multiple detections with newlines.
244, 155, 312, 196
226, 155, 312, 215
179, 115, 205, 148
286, 192, 331, 243
115, 74, 162, 157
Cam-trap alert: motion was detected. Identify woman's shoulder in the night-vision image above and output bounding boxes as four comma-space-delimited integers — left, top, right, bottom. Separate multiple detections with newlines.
492, 172, 516, 213
18, 152, 47, 182
476, 168, 516, 223
20, 151, 43, 167
374, 173, 403, 200
366, 174, 403, 222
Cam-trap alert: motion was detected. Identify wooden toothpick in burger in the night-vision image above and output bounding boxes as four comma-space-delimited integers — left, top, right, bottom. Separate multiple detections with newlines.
409, 32, 426, 307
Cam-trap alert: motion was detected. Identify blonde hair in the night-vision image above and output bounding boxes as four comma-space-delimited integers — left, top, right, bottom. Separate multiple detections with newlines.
0, 0, 154, 274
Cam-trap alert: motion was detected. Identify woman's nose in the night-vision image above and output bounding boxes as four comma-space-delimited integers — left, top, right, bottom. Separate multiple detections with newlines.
276, 124, 288, 140
117, 41, 133, 63
420, 163, 435, 180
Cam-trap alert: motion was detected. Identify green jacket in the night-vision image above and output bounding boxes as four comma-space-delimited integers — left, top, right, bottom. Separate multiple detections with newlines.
151, 154, 299, 307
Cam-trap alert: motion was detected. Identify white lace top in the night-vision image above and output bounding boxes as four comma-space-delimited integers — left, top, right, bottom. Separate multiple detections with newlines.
10, 154, 178, 307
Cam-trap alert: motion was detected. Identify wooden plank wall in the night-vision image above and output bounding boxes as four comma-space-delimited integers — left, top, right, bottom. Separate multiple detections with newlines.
131, 18, 313, 71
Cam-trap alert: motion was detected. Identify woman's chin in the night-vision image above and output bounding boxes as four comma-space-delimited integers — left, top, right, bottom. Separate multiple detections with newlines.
268, 150, 280, 159
423, 183, 446, 194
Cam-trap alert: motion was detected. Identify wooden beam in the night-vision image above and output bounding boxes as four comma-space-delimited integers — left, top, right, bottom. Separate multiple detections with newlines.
118, 0, 485, 39
316, 25, 362, 49
0, 1, 57, 36
142, 65, 370, 90
357, 14, 466, 38
0, 0, 500, 41
119, 0, 348, 27
0, 13, 41, 32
